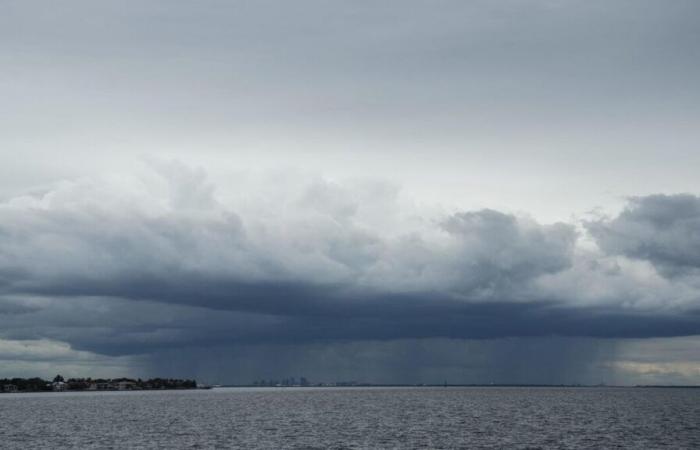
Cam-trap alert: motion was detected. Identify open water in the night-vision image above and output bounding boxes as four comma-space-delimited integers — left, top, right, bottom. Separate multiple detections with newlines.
0, 387, 698, 449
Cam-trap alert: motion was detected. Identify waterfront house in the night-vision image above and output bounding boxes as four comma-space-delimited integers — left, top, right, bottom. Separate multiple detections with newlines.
117, 381, 137, 390
51, 381, 67, 391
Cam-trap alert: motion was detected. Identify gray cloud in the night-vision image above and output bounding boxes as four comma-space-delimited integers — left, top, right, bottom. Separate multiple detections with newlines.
1, 165, 700, 368
2, 0, 700, 226
442, 210, 575, 294
587, 194, 700, 276
0, 163, 577, 307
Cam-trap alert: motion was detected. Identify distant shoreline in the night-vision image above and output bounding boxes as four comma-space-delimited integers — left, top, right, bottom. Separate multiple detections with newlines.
1, 377, 199, 394
4, 381, 699, 394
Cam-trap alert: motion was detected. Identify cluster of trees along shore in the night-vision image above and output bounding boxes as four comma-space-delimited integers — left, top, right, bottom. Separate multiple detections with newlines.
1, 375, 197, 392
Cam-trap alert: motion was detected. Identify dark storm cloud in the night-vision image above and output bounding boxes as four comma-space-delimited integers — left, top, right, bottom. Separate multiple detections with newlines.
2, 167, 700, 361
0, 296, 39, 315
588, 194, 700, 276
442, 210, 575, 289
3, 293, 699, 364
146, 337, 620, 386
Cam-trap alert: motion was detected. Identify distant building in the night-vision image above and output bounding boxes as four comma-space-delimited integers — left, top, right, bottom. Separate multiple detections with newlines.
52, 381, 67, 392
117, 381, 137, 390
2, 384, 18, 393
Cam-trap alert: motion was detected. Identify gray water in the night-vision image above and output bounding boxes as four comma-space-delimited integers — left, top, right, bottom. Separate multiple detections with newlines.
0, 387, 698, 449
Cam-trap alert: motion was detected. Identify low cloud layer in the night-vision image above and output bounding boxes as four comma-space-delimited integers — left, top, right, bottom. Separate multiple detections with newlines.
1, 163, 699, 381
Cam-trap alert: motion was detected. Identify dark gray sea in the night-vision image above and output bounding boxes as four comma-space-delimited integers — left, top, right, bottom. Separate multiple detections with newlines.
0, 387, 698, 449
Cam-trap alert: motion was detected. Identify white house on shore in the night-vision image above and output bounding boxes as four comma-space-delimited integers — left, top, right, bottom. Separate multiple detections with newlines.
51, 381, 67, 392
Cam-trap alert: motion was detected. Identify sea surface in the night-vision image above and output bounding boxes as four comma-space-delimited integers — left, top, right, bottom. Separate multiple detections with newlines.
0, 387, 698, 449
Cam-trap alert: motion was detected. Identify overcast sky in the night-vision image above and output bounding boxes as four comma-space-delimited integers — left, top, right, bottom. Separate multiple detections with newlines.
1, 0, 700, 384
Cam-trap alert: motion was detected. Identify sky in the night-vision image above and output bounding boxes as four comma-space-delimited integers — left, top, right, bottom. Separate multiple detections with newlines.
1, 0, 700, 385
